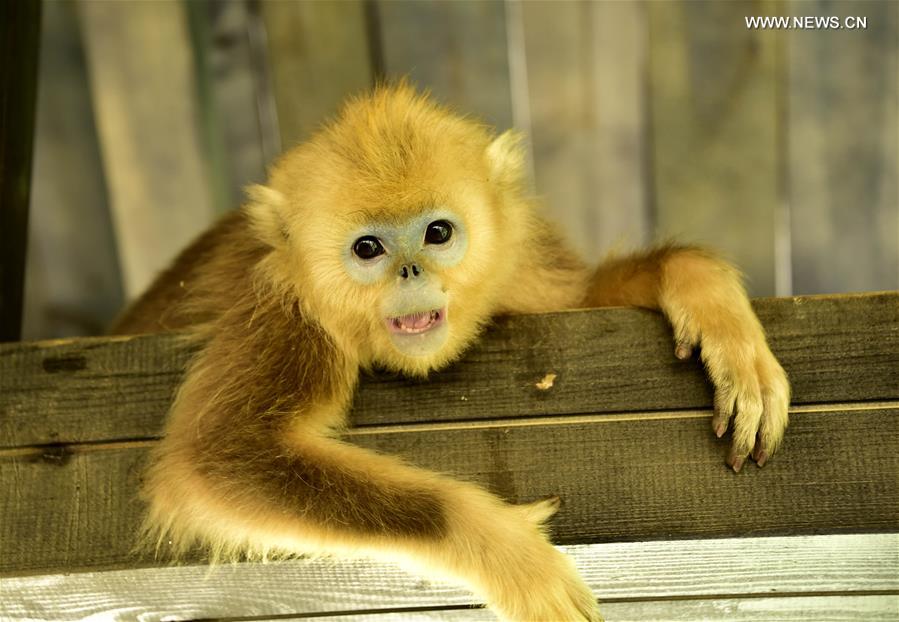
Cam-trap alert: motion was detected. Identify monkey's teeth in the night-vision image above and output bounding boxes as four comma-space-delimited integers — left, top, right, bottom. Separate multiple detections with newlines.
388, 309, 443, 334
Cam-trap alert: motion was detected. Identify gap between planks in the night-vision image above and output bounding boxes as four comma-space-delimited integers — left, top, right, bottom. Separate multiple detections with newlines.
0, 400, 895, 458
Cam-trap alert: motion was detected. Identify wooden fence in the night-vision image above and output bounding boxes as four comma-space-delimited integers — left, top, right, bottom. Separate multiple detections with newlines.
2, 293, 898, 619
21, 0, 899, 339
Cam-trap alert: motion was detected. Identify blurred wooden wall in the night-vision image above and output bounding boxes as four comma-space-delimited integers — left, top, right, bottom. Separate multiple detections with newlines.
23, 0, 899, 339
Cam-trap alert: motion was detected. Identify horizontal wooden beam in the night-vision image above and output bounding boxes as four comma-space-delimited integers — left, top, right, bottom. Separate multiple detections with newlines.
1, 293, 897, 448
4, 535, 898, 620
3, 400, 898, 577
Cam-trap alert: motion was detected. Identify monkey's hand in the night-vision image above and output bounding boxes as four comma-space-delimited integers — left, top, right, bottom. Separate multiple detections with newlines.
463, 494, 603, 621
660, 251, 790, 471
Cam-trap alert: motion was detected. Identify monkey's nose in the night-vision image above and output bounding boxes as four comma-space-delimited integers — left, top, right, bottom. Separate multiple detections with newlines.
398, 263, 423, 279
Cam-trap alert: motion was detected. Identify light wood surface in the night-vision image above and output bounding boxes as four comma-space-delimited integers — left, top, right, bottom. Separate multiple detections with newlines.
3, 535, 897, 620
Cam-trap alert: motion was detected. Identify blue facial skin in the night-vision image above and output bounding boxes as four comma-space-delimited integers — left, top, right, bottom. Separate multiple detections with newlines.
342, 209, 468, 357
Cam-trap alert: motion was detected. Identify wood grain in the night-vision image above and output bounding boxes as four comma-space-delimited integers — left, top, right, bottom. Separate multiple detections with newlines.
310, 595, 899, 622
376, 0, 514, 132
1, 293, 896, 448
648, 0, 780, 296
2, 403, 897, 576
520, 0, 650, 261
21, 0, 124, 339
260, 0, 372, 149
77, 1, 217, 299
186, 0, 270, 214
3, 535, 897, 620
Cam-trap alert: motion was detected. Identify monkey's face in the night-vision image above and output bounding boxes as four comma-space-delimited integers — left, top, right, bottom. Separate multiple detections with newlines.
287, 168, 505, 374
342, 208, 469, 359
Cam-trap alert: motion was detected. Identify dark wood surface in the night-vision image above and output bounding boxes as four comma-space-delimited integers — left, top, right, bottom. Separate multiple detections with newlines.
3, 403, 897, 577
2, 293, 896, 448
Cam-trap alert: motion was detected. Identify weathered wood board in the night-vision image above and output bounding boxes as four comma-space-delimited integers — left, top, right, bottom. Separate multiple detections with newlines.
520, 0, 650, 261
22, 0, 123, 339
375, 0, 514, 132
1, 293, 897, 619
77, 0, 216, 298
260, 0, 372, 149
3, 535, 897, 620
787, 0, 899, 294
648, 0, 780, 296
2, 293, 896, 447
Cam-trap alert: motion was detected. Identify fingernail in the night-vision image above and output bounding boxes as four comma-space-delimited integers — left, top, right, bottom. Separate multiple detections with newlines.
675, 344, 692, 359
715, 422, 726, 438
731, 457, 744, 472
756, 452, 768, 467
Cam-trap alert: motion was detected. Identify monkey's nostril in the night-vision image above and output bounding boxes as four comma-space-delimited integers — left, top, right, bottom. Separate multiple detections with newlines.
412, 264, 421, 277
400, 266, 409, 279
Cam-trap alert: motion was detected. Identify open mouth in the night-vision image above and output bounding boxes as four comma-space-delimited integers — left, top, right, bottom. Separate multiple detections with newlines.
386, 308, 445, 335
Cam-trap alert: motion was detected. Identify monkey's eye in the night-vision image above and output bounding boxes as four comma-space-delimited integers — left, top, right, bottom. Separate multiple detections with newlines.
424, 220, 453, 245
353, 236, 385, 260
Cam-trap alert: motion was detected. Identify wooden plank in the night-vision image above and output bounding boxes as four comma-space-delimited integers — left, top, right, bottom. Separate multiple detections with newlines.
375, 0, 513, 131
1, 293, 896, 448
648, 0, 780, 296
77, 1, 216, 298
520, 0, 649, 260
0, 0, 40, 342
260, 0, 372, 148
185, 0, 270, 214
2, 403, 897, 576
21, 0, 124, 340
787, 0, 899, 294
3, 534, 897, 619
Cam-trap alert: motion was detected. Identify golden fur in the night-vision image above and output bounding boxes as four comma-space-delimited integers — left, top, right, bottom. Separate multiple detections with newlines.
113, 84, 789, 621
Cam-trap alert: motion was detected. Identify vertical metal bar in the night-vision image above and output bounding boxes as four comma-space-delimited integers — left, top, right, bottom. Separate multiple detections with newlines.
0, 0, 42, 342
503, 0, 536, 187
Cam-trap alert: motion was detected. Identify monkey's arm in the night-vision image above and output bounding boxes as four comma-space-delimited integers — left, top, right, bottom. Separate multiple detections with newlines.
144, 286, 600, 622
583, 245, 790, 471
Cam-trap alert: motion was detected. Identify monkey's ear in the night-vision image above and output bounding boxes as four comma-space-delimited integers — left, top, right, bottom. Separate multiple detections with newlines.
486, 130, 526, 186
245, 184, 289, 249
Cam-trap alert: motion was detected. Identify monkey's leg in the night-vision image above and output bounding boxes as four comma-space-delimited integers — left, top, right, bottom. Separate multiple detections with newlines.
144, 423, 602, 622
584, 245, 790, 471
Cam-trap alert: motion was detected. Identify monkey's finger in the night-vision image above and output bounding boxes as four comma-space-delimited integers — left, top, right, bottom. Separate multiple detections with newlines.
674, 340, 694, 360
727, 390, 764, 473
711, 386, 736, 439
752, 433, 768, 467
727, 450, 746, 473
753, 384, 790, 467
